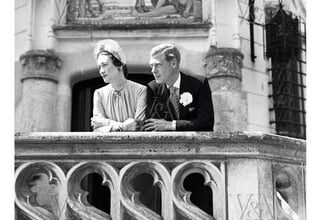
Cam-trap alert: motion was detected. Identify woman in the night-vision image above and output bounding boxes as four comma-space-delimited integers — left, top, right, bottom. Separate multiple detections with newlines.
91, 39, 147, 132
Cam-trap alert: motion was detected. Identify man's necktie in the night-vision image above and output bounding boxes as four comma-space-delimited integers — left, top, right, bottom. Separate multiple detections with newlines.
169, 86, 180, 119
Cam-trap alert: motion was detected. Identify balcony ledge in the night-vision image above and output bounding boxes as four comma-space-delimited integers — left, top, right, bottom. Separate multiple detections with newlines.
15, 132, 305, 163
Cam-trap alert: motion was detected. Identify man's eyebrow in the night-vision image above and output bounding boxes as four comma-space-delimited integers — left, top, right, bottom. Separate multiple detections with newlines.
150, 62, 160, 66
150, 60, 160, 64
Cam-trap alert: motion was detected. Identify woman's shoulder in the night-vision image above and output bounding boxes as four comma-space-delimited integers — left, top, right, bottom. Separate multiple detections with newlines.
95, 84, 112, 95
127, 80, 147, 91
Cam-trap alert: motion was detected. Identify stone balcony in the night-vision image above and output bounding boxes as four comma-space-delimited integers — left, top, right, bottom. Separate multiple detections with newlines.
15, 132, 306, 220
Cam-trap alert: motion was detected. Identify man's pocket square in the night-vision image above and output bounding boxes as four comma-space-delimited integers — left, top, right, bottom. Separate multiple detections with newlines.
188, 107, 196, 112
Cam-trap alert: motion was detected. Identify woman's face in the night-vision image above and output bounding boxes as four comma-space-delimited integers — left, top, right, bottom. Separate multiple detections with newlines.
97, 54, 120, 84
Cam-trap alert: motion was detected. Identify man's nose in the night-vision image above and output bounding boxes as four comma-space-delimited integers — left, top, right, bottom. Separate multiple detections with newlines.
99, 67, 104, 75
151, 65, 156, 73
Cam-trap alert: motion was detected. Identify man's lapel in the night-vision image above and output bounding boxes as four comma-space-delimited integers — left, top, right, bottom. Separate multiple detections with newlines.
159, 83, 177, 120
159, 83, 169, 98
179, 73, 189, 119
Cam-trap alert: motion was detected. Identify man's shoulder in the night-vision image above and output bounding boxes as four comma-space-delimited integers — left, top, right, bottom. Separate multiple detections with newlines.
181, 72, 206, 84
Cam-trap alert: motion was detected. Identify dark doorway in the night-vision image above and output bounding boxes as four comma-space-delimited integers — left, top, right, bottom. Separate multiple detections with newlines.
71, 77, 104, 132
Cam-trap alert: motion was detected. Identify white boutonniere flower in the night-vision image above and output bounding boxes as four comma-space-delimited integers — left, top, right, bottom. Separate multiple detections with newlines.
179, 92, 193, 106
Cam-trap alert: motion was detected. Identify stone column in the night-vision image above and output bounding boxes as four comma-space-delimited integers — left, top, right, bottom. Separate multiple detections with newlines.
17, 50, 62, 131
205, 47, 247, 132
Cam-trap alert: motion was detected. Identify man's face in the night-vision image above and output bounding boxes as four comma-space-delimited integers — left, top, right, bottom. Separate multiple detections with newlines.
97, 54, 119, 83
149, 53, 176, 85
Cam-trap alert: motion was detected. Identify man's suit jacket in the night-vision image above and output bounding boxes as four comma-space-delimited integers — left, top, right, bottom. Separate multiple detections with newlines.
146, 72, 214, 131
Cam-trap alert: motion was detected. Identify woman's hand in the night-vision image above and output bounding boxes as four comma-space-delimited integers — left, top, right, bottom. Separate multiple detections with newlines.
122, 118, 138, 131
91, 117, 106, 130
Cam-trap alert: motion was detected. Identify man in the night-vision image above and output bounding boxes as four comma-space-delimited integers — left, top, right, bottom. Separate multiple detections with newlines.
143, 43, 214, 131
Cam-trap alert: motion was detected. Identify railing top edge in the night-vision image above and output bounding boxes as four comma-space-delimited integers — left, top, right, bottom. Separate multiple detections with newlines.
15, 131, 305, 147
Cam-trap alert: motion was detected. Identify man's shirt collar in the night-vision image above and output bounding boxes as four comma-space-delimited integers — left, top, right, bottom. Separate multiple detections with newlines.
166, 72, 181, 89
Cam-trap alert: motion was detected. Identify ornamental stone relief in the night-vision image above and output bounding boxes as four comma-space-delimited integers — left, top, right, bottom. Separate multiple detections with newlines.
15, 160, 225, 220
14, 162, 67, 220
172, 161, 225, 220
65, 0, 205, 25
66, 162, 119, 220
19, 50, 62, 82
273, 164, 305, 220
204, 47, 244, 80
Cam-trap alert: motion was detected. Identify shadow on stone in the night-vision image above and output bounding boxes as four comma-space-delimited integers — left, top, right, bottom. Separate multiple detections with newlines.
183, 173, 213, 215
81, 173, 111, 214
132, 173, 162, 215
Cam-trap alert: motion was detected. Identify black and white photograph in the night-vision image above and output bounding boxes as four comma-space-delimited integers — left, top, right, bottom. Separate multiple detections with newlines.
11, 0, 311, 219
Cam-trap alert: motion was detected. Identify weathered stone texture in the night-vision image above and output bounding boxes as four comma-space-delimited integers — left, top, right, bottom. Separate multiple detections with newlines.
15, 132, 306, 220
17, 50, 62, 132
205, 47, 247, 132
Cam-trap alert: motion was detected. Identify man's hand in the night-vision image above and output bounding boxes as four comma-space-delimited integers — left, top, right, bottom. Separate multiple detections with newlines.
142, 118, 173, 131
122, 118, 137, 131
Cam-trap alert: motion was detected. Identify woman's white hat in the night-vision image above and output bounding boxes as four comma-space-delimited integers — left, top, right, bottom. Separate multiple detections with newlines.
93, 39, 126, 64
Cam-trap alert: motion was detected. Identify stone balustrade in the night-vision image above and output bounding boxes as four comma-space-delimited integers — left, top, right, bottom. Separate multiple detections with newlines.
15, 132, 306, 220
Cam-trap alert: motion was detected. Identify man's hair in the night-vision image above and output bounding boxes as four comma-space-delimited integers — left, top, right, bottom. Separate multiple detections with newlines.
150, 44, 181, 64
100, 51, 128, 78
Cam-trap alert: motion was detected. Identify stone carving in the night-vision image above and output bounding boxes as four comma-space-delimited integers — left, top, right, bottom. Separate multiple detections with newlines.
65, 0, 203, 24
119, 161, 172, 220
273, 164, 305, 220
19, 50, 62, 83
228, 193, 274, 220
15, 132, 306, 219
66, 162, 120, 220
204, 46, 244, 80
172, 161, 225, 220
15, 159, 306, 220
15, 162, 66, 220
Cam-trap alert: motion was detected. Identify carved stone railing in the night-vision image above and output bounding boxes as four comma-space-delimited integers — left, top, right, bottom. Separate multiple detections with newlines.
15, 132, 306, 220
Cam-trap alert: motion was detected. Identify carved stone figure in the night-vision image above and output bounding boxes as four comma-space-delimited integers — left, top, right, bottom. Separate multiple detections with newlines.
135, 0, 150, 13
65, 0, 204, 22
82, 0, 104, 17
133, 0, 195, 18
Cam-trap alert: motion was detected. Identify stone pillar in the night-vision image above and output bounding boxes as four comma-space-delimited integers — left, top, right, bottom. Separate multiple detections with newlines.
205, 47, 247, 132
18, 50, 62, 131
